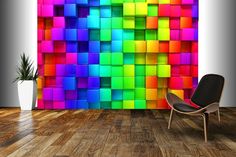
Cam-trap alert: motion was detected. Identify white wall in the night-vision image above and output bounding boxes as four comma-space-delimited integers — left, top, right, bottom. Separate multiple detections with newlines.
0, 0, 235, 107
199, 0, 236, 107
0, 0, 37, 107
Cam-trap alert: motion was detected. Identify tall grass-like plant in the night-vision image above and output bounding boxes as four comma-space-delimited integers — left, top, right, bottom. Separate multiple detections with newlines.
13, 53, 38, 83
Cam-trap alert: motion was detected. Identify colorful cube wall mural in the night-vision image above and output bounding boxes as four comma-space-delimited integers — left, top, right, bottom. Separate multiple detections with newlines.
38, 0, 198, 109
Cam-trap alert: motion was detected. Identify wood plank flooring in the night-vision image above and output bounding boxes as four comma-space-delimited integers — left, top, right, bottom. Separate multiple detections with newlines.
0, 108, 235, 157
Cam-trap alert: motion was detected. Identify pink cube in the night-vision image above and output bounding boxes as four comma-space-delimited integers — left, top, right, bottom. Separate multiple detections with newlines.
66, 53, 77, 64
170, 5, 181, 17
38, 4, 42, 16
42, 5, 54, 17
38, 29, 44, 41
53, 17, 65, 28
192, 53, 198, 65
37, 100, 44, 109
170, 30, 180, 40
53, 101, 65, 109
38, 53, 43, 65
182, 0, 194, 4
181, 28, 194, 41
41, 41, 53, 53
43, 0, 53, 4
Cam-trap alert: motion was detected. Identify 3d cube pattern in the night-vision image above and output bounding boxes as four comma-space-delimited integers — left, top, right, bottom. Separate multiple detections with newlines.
38, 0, 198, 109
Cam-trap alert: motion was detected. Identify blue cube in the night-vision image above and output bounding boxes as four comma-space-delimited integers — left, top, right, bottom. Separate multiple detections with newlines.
89, 41, 100, 53
89, 65, 100, 76
78, 18, 87, 29
100, 6, 111, 17
65, 29, 77, 41
63, 77, 76, 90
65, 65, 76, 76
112, 41, 122, 52
112, 90, 123, 100
76, 0, 88, 5
66, 100, 77, 109
77, 53, 88, 64
88, 77, 100, 89
67, 42, 78, 52
112, 29, 123, 40
87, 90, 100, 103
64, 4, 77, 17
77, 100, 89, 109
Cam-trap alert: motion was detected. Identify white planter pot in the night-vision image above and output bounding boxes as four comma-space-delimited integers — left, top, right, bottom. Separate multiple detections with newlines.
17, 80, 37, 110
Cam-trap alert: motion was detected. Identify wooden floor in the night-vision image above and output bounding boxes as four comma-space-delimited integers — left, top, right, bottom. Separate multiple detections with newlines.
0, 109, 236, 157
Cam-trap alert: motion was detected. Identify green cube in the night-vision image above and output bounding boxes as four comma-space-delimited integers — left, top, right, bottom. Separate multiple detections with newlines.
112, 17, 123, 29
146, 65, 156, 76
101, 77, 111, 88
123, 30, 135, 40
158, 28, 170, 41
124, 77, 135, 89
100, 53, 111, 65
101, 102, 111, 109
101, 18, 111, 29
145, 30, 157, 40
112, 6, 123, 17
124, 54, 135, 64
157, 65, 171, 77
135, 88, 146, 99
112, 101, 123, 109
148, 5, 158, 16
135, 65, 145, 76
123, 40, 135, 53
157, 54, 168, 64
123, 90, 135, 100
112, 53, 123, 65
112, 77, 123, 89
100, 88, 111, 101
135, 17, 146, 29
135, 30, 145, 40
100, 66, 111, 77
111, 0, 123, 5
135, 76, 145, 87
135, 100, 146, 109
89, 30, 100, 41
100, 29, 112, 41
112, 66, 123, 76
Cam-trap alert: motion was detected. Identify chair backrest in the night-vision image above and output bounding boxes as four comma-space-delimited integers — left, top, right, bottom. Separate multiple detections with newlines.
191, 74, 225, 107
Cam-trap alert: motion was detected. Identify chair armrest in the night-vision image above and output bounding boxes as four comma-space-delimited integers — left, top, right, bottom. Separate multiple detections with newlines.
165, 93, 189, 108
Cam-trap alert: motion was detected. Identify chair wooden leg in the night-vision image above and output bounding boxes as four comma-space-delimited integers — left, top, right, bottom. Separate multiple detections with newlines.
168, 109, 174, 129
217, 109, 221, 123
202, 113, 209, 142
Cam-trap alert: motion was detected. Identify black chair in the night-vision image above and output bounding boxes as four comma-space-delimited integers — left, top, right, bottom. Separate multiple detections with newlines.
166, 74, 225, 142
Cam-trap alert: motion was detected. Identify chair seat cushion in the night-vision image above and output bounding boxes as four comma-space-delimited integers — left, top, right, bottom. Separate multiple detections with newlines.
173, 103, 199, 112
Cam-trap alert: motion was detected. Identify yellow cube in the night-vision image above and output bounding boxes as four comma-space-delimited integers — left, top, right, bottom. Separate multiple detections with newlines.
159, 0, 170, 4
168, 89, 184, 99
158, 17, 169, 28
135, 54, 146, 64
147, 40, 159, 53
146, 89, 157, 100
124, 65, 134, 76
147, 0, 158, 4
146, 54, 157, 64
136, 3, 148, 16
146, 65, 156, 76
158, 28, 170, 41
135, 41, 147, 53
123, 17, 135, 29
123, 100, 134, 109
123, 3, 135, 16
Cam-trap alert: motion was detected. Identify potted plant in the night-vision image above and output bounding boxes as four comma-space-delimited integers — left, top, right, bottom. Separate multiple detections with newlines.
14, 53, 38, 110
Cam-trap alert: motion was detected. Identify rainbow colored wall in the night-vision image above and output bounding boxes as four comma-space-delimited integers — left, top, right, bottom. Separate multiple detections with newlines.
37, 0, 198, 109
